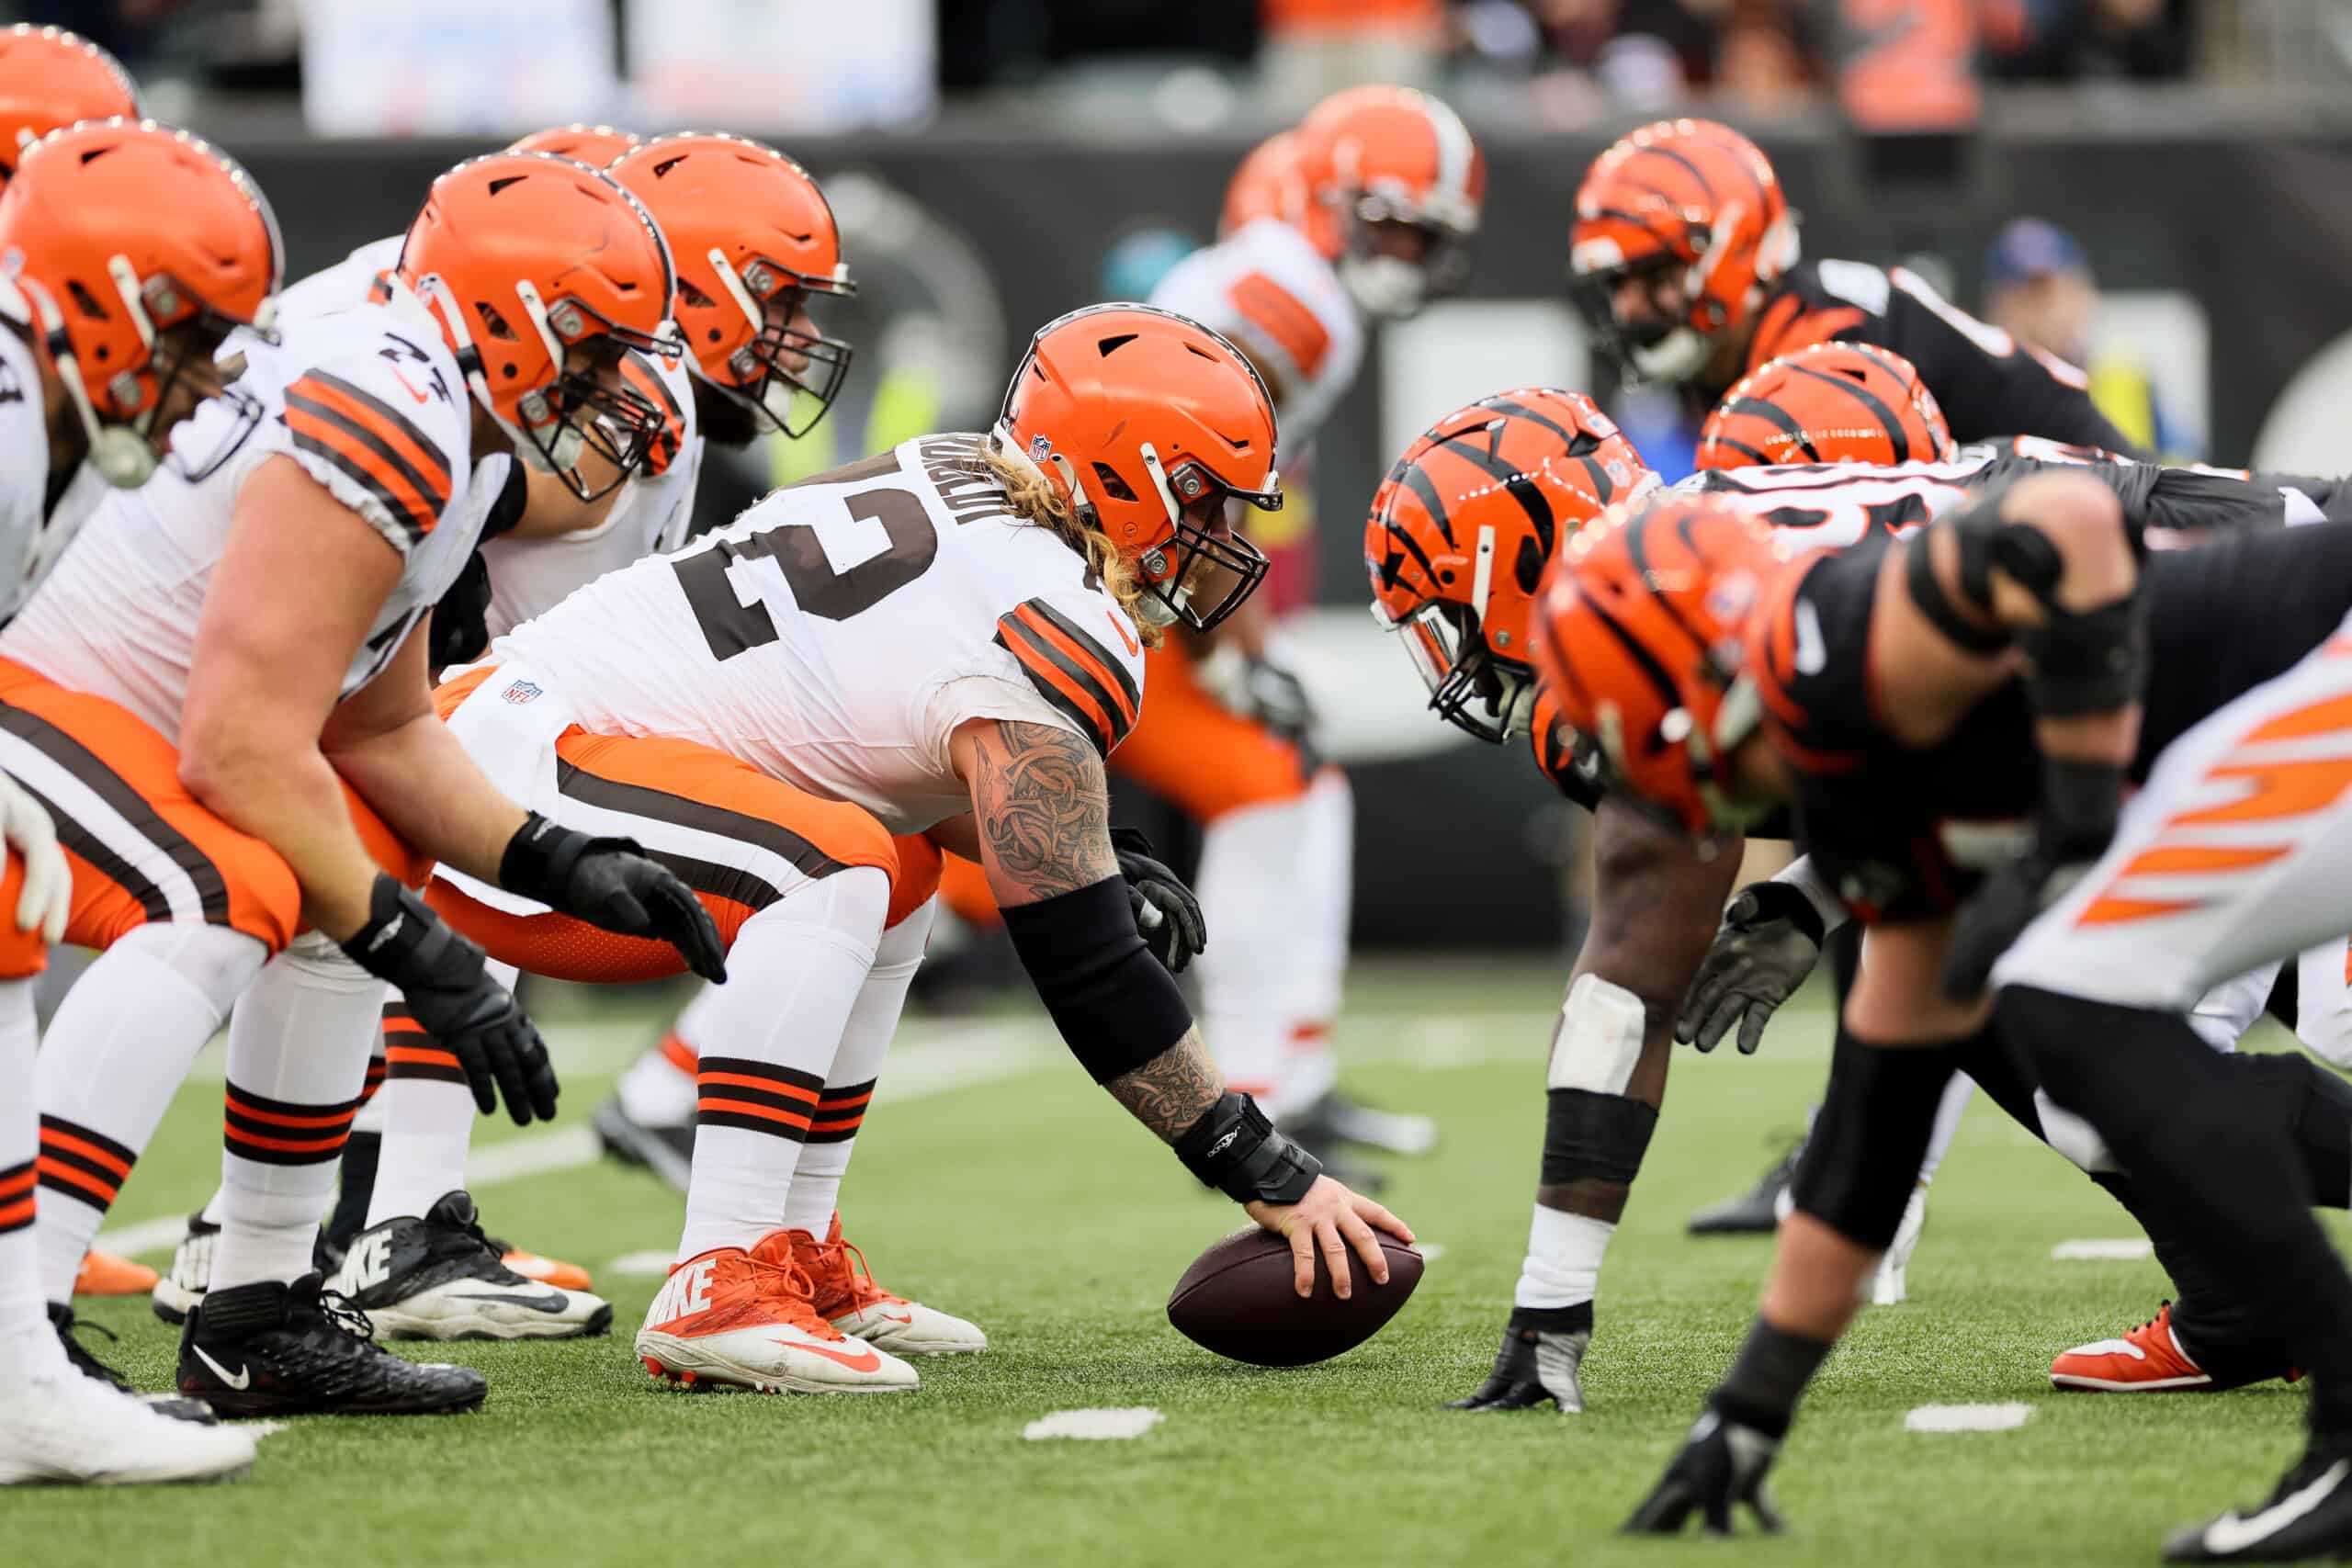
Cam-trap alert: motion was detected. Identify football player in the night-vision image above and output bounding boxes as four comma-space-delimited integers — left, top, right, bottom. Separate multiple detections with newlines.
1120, 85, 1482, 1160
1551, 488, 2352, 1561
12, 151, 723, 1419
0, 118, 277, 1485
402, 303, 1401, 1393
1371, 383, 2352, 1415
1568, 118, 2138, 456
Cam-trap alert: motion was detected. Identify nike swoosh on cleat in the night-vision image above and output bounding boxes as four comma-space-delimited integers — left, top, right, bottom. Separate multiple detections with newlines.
449, 1291, 575, 1313
2199, 1461, 2349, 1556
190, 1344, 251, 1391
778, 1337, 882, 1372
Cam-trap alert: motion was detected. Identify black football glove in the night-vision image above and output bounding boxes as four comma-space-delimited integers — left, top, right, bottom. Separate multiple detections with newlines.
426, 549, 493, 670
1111, 826, 1204, 975
1678, 880, 1829, 1055
1623, 1402, 1785, 1537
500, 812, 729, 984
1443, 1306, 1591, 1413
340, 877, 558, 1124
1942, 758, 2121, 1000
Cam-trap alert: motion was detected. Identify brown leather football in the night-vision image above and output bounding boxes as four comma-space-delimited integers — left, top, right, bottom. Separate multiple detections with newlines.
1166, 1225, 1423, 1367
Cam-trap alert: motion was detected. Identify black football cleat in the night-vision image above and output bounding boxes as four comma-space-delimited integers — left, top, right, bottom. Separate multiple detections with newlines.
49, 1303, 220, 1425
2165, 1440, 2352, 1562
1687, 1130, 1807, 1235
331, 1190, 609, 1341
1445, 1304, 1592, 1413
593, 1096, 693, 1194
177, 1272, 486, 1417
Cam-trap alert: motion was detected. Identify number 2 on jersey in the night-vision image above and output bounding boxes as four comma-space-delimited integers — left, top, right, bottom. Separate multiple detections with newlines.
673, 488, 937, 660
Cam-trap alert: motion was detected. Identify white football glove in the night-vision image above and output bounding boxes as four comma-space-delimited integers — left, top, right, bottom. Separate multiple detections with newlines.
0, 770, 69, 943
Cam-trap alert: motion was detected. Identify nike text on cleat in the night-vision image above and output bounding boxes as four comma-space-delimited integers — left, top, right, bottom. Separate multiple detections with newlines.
0, 1367, 256, 1485
330, 1191, 611, 1342
2052, 1302, 2218, 1393
152, 1213, 219, 1325
795, 1213, 986, 1356
2165, 1445, 2352, 1562
177, 1272, 487, 1417
633, 1230, 918, 1394
74, 1249, 159, 1298
1445, 1304, 1592, 1413
594, 1096, 694, 1195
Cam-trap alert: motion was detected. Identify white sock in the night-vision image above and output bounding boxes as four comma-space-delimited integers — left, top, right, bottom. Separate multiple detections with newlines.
1513, 1203, 1616, 1310
1196, 793, 1317, 1112
679, 869, 884, 1262
35, 923, 266, 1303
365, 958, 509, 1229
1916, 1073, 1975, 1188
783, 897, 932, 1235
620, 983, 714, 1128
211, 934, 379, 1292
0, 977, 63, 1381
1275, 769, 1351, 1114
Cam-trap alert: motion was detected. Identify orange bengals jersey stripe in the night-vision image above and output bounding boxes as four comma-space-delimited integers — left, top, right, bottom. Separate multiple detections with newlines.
992, 598, 1141, 755
1227, 270, 1332, 382
1747, 293, 1868, 375
283, 369, 453, 544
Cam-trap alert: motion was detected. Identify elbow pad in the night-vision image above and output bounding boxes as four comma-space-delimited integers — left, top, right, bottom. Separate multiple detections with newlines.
2017, 586, 2147, 717
1001, 874, 1194, 1083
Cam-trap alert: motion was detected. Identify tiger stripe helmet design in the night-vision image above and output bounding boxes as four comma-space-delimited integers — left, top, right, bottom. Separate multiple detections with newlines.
0, 25, 139, 183
1367, 388, 1656, 743
1532, 493, 1799, 837
1700, 342, 1955, 471
1568, 118, 1798, 385
1291, 85, 1485, 320
992, 598, 1143, 756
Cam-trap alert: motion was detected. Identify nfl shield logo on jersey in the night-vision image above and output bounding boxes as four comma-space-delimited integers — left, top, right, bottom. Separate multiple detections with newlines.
502, 680, 543, 705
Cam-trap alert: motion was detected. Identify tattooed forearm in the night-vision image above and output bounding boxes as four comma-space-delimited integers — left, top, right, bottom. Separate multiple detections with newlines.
970, 718, 1119, 900
1105, 1029, 1225, 1144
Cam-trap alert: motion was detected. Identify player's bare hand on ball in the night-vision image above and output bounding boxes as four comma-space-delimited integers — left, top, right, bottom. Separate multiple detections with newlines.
1247, 1177, 1413, 1300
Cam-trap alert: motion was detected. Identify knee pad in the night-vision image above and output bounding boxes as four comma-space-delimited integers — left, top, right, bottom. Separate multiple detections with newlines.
1789, 1021, 1965, 1249
115, 921, 268, 1018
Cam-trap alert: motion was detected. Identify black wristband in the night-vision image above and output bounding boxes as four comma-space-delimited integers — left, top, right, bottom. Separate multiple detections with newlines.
338, 874, 484, 992
1173, 1091, 1321, 1205
1713, 1316, 1832, 1440
2038, 755, 2125, 861
1734, 878, 1826, 950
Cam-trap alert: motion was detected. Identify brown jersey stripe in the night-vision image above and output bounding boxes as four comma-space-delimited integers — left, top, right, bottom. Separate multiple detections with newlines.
0, 704, 231, 923
286, 402, 442, 545
554, 760, 851, 880
1013, 604, 1138, 731
297, 370, 453, 491
1021, 600, 1143, 716
994, 622, 1116, 753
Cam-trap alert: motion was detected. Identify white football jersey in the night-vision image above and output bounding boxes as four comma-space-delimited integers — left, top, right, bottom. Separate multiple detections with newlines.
1673, 457, 1992, 545
4, 291, 492, 733
1150, 218, 1363, 461
481, 343, 701, 640
492, 432, 1148, 834
0, 320, 71, 626
275, 233, 403, 323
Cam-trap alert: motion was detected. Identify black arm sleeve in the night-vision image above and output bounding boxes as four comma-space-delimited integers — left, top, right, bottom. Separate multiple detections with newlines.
1876, 276, 2148, 459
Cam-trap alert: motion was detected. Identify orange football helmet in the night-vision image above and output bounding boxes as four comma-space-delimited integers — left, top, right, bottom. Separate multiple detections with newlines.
396, 152, 682, 501
1533, 494, 1797, 836
1367, 388, 1656, 742
506, 123, 641, 166
0, 119, 280, 488
607, 132, 854, 439
995, 303, 1280, 634
1700, 342, 1954, 471
0, 25, 139, 183
1290, 85, 1484, 320
1569, 119, 1799, 386
1220, 131, 1308, 238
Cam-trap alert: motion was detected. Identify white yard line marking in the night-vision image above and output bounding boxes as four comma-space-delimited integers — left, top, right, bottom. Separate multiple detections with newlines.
1416, 1243, 1445, 1262
1023, 1407, 1164, 1440
605, 1250, 676, 1278
1905, 1403, 2035, 1434
2052, 1238, 2155, 1261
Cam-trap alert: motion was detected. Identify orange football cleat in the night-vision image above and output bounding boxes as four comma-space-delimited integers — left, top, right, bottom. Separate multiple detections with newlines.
634, 1229, 915, 1394
500, 1247, 593, 1293
792, 1213, 987, 1356
74, 1249, 159, 1298
2052, 1302, 2217, 1392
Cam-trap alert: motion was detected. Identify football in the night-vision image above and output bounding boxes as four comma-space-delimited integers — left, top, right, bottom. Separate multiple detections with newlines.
1165, 1225, 1425, 1367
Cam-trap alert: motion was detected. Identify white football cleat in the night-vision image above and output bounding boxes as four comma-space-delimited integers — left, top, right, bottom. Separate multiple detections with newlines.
793, 1216, 986, 1356
151, 1213, 217, 1325
636, 1231, 918, 1394
1871, 1185, 1929, 1306
0, 1365, 257, 1485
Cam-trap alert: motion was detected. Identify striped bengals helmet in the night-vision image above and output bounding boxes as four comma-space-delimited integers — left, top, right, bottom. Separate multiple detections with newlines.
1291, 85, 1484, 320
1699, 342, 1955, 471
1568, 119, 1798, 385
1532, 493, 1798, 836
1366, 389, 1655, 743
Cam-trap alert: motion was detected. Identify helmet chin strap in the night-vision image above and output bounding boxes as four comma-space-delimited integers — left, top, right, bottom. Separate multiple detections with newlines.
1630, 326, 1712, 385
0, 272, 156, 488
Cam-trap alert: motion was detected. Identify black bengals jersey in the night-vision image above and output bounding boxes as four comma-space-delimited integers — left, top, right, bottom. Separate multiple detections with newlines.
1726, 260, 2143, 458
1756, 521, 2352, 921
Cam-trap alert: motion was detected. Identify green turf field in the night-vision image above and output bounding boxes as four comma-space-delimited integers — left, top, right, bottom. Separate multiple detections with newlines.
2, 956, 2332, 1568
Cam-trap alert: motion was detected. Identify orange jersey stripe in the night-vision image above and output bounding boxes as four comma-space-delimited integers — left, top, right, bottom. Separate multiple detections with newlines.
1015, 605, 1138, 729
284, 372, 452, 538
284, 405, 442, 541
999, 631, 1118, 752
1227, 271, 1331, 381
